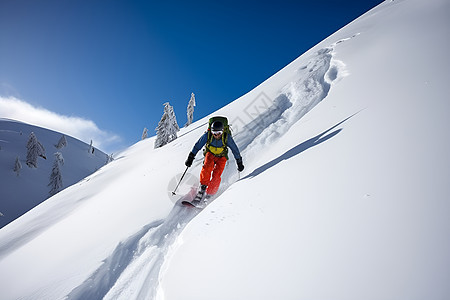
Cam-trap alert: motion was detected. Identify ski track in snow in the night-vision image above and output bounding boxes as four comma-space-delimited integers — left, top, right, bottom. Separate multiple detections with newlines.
66, 37, 353, 299
233, 40, 350, 156
67, 191, 197, 300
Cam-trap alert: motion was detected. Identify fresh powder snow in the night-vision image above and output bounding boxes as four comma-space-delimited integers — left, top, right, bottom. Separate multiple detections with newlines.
0, 119, 109, 228
1, 0, 449, 299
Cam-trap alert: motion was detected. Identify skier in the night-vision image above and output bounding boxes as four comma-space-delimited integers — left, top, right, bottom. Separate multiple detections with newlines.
185, 117, 244, 205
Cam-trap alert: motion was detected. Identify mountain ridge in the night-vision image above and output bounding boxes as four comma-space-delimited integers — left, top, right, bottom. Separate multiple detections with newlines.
0, 118, 109, 228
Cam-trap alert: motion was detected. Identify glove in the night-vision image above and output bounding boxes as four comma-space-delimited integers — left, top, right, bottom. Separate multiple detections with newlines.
236, 157, 244, 172
185, 152, 195, 167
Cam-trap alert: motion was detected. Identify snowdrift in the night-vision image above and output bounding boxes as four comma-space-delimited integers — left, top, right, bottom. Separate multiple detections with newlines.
1, 0, 450, 299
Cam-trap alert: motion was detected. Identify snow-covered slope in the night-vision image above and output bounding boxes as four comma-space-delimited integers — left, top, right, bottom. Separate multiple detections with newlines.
0, 119, 108, 228
1, 0, 450, 299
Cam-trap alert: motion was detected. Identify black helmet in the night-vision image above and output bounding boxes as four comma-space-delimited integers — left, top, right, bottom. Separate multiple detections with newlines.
211, 121, 224, 133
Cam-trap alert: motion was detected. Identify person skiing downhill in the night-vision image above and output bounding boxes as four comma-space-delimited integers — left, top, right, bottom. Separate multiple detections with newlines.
185, 117, 244, 205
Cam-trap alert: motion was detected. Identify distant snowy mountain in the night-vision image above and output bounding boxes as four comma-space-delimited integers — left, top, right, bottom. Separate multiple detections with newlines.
0, 118, 109, 228
1, 0, 449, 299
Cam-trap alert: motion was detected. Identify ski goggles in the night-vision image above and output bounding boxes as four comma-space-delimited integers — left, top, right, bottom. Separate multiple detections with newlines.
211, 129, 223, 135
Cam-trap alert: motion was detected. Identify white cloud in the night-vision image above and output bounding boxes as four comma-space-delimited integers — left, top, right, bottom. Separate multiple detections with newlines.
0, 96, 120, 152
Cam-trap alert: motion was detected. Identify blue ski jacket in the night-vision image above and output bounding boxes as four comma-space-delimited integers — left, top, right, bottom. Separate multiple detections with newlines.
191, 132, 242, 160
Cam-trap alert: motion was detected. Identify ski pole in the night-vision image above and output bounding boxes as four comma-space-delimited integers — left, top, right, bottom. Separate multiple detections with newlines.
172, 166, 189, 195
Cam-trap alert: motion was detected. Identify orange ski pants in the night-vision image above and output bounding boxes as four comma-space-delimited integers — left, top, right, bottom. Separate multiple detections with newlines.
200, 152, 227, 195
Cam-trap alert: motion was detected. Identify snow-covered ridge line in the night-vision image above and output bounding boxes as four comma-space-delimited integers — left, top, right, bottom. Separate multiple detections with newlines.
3, 0, 450, 298
0, 119, 109, 229
66, 37, 354, 299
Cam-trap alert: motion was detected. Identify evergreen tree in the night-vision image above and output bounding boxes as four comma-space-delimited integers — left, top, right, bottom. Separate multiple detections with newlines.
185, 92, 196, 127
142, 127, 148, 140
48, 152, 64, 196
13, 156, 22, 176
155, 102, 180, 148
88, 140, 94, 154
26, 132, 46, 168
106, 153, 114, 164
55, 135, 67, 149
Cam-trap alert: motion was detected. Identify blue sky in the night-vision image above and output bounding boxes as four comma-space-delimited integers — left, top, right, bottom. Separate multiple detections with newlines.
0, 0, 382, 153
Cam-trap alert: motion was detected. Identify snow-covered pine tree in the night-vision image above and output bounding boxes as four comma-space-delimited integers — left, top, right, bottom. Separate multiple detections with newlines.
106, 153, 114, 164
26, 132, 46, 168
142, 127, 148, 140
48, 152, 64, 196
185, 92, 196, 127
13, 156, 22, 176
154, 102, 180, 148
55, 135, 67, 149
88, 140, 94, 154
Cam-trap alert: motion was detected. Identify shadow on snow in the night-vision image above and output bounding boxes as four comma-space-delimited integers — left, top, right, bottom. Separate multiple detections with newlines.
242, 113, 356, 180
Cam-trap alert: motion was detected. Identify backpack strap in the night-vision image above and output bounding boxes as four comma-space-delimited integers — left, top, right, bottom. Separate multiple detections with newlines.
203, 116, 231, 158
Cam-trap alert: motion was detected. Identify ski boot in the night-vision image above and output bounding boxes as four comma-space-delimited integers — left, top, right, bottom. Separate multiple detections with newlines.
191, 185, 207, 206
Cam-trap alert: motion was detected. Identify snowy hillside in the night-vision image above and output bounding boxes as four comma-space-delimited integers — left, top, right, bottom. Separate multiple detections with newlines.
0, 119, 109, 228
1, 0, 450, 299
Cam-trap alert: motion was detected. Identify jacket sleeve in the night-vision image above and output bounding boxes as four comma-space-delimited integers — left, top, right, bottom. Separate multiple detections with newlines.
226, 135, 242, 160
191, 132, 208, 155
